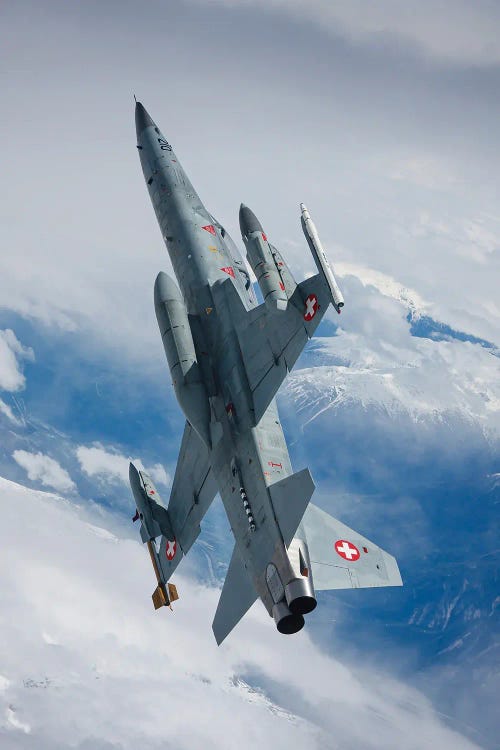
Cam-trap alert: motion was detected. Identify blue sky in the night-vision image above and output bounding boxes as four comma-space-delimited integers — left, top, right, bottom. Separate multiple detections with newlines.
1, 1, 499, 748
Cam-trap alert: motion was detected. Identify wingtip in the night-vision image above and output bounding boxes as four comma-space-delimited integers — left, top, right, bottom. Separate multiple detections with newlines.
212, 624, 224, 647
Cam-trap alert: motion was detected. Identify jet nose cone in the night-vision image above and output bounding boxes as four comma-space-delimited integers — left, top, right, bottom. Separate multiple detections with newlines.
239, 204, 264, 238
135, 101, 156, 138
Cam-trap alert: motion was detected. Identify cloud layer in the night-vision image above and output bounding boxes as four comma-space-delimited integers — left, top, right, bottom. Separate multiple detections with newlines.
0, 476, 480, 749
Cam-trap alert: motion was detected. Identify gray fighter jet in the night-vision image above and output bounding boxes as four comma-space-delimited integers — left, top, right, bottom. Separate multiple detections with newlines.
129, 102, 402, 644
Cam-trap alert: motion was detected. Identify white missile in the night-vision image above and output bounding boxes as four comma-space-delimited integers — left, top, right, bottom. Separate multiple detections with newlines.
300, 203, 344, 314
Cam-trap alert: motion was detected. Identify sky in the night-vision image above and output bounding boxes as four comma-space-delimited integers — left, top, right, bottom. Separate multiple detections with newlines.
2, 0, 500, 355
1, 1, 499, 748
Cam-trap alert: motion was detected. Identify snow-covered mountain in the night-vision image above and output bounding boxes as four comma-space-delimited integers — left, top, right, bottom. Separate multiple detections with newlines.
291, 265, 499, 437
289, 336, 499, 437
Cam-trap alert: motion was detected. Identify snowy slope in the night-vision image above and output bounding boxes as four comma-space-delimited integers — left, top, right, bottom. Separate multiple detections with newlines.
288, 336, 500, 436
289, 263, 500, 438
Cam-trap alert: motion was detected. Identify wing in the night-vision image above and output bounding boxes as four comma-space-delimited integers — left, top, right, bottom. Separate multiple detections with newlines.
167, 420, 218, 554
302, 503, 403, 590
231, 273, 334, 423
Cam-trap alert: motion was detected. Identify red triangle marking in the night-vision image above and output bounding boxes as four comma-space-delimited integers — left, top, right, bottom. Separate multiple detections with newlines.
221, 266, 235, 278
202, 224, 216, 235
262, 232, 267, 241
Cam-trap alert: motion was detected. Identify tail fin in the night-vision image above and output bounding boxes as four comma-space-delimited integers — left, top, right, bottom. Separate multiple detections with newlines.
212, 545, 258, 645
302, 503, 403, 590
268, 468, 315, 546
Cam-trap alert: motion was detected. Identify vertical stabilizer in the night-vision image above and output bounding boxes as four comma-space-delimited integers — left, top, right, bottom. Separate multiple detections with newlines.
212, 545, 258, 645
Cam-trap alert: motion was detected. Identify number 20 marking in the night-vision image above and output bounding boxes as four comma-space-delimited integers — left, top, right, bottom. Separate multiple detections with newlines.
157, 137, 172, 151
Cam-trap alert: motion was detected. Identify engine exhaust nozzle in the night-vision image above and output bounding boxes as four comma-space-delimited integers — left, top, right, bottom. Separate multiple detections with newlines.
285, 578, 317, 616
272, 600, 305, 635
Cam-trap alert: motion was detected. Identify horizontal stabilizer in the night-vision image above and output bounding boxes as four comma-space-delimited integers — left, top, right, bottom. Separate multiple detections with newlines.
212, 545, 258, 645
302, 503, 403, 590
269, 468, 315, 547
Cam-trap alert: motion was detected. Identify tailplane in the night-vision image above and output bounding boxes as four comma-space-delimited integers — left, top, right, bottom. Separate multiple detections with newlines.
302, 503, 403, 590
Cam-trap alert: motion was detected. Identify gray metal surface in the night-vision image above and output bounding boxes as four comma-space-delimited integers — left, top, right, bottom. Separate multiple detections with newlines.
128, 101, 402, 643
302, 503, 403, 590
212, 544, 258, 645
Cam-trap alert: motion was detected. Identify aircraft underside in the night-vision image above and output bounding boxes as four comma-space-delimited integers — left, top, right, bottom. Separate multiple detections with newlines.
129, 101, 402, 644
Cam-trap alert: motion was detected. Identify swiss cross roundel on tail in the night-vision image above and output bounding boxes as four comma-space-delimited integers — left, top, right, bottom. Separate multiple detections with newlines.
334, 539, 360, 561
165, 539, 177, 561
304, 293, 319, 321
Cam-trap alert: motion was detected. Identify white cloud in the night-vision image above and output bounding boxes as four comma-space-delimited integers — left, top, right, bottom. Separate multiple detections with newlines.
0, 475, 480, 750
12, 451, 75, 493
386, 153, 459, 191
5, 706, 30, 735
0, 330, 34, 393
0, 398, 20, 425
76, 444, 171, 488
336, 262, 430, 315
409, 211, 500, 265
147, 462, 170, 486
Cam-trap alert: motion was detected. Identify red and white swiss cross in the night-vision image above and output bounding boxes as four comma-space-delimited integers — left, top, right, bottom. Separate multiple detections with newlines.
303, 293, 319, 321
165, 538, 177, 561
334, 539, 360, 561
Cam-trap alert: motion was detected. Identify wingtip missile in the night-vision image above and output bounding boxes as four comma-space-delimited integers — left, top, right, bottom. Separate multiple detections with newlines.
129, 462, 180, 611
300, 204, 344, 314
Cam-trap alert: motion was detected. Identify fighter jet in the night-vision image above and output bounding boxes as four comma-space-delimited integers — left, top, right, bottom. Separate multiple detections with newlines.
129, 102, 402, 644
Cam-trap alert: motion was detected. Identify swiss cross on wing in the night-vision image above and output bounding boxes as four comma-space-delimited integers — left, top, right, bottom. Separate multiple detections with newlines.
334, 539, 360, 561
304, 293, 319, 321
165, 539, 177, 561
